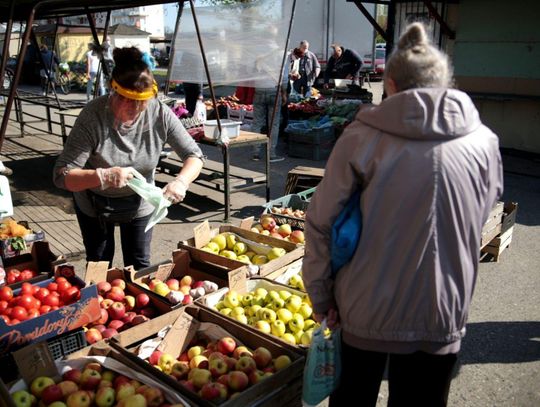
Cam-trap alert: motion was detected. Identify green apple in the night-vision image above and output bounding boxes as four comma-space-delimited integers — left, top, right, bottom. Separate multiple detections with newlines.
220, 307, 232, 316
236, 255, 251, 264
215, 301, 225, 310
30, 376, 55, 398
293, 329, 304, 344
250, 295, 265, 307
276, 308, 293, 324
252, 255, 268, 265
230, 307, 245, 318
225, 234, 237, 250
234, 314, 248, 324
300, 329, 314, 345
268, 297, 285, 310
298, 303, 313, 319
304, 319, 317, 331
270, 320, 286, 337
240, 294, 253, 307
285, 295, 302, 313
278, 290, 292, 300
265, 290, 280, 304
11, 390, 33, 407
153, 282, 170, 297
201, 246, 214, 254
267, 247, 286, 260
288, 274, 302, 289
254, 288, 268, 298
247, 316, 258, 325
273, 355, 292, 371
244, 251, 256, 260
95, 386, 115, 407
211, 234, 227, 251
254, 320, 271, 334
281, 333, 296, 345
219, 250, 237, 260
233, 242, 248, 256
260, 308, 276, 322
288, 313, 305, 333
223, 291, 240, 309
247, 304, 262, 317
206, 241, 221, 253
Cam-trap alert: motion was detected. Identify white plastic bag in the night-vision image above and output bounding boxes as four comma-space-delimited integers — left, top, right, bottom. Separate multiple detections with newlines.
194, 99, 207, 123
127, 170, 171, 232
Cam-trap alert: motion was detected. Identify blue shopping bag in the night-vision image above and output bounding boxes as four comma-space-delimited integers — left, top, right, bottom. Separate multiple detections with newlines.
302, 319, 342, 405
331, 189, 362, 277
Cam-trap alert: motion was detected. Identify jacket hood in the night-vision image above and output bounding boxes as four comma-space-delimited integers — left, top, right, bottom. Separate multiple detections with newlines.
358, 88, 482, 141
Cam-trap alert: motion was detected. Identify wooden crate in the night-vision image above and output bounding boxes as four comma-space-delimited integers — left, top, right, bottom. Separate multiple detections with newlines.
284, 166, 324, 195
481, 202, 518, 262
480, 202, 504, 249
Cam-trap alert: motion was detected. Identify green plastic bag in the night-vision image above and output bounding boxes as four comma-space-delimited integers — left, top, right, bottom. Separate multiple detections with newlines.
127, 170, 171, 233
302, 319, 342, 406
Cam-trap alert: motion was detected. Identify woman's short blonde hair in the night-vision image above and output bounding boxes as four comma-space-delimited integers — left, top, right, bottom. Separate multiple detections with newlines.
384, 22, 453, 91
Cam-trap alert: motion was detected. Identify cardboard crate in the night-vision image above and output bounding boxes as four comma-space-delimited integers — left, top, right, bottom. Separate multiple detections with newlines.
4, 342, 188, 406
481, 201, 504, 249
181, 221, 304, 277
125, 246, 249, 309
0, 220, 45, 260
0, 241, 62, 289
200, 277, 311, 351
110, 304, 305, 407
0, 272, 100, 357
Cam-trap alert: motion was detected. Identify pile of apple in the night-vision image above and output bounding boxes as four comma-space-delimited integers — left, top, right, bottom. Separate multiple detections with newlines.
269, 206, 306, 219
1, 267, 38, 285
147, 336, 292, 403
85, 279, 159, 344
200, 232, 287, 266
0, 277, 81, 326
138, 275, 219, 305
213, 288, 317, 346
11, 361, 170, 407
250, 215, 305, 244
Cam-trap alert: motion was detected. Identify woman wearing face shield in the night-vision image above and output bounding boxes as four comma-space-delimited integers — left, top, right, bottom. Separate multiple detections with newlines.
53, 47, 204, 270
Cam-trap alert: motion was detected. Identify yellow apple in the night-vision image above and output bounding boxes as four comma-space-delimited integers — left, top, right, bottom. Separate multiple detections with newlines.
233, 242, 248, 256
211, 234, 227, 251
270, 320, 286, 337
252, 255, 269, 265
226, 234, 237, 250
267, 247, 287, 260
254, 320, 271, 334
281, 333, 296, 345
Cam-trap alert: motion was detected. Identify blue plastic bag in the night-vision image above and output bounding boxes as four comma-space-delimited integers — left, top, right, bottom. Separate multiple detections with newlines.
302, 319, 342, 406
331, 189, 362, 277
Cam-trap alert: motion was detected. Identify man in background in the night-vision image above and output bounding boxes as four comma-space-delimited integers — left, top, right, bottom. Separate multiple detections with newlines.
323, 43, 362, 88
289, 40, 320, 98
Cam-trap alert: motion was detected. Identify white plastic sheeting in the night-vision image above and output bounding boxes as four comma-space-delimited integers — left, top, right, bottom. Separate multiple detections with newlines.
169, 0, 294, 88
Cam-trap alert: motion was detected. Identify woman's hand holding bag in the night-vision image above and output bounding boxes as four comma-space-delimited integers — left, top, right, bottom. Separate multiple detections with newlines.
96, 166, 135, 189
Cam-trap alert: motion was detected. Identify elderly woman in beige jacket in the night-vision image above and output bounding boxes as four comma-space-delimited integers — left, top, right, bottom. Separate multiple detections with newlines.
303, 23, 503, 407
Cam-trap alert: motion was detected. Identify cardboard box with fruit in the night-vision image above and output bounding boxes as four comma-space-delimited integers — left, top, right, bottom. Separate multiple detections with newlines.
0, 219, 45, 260
0, 241, 62, 289
111, 304, 305, 406
181, 221, 304, 277
200, 277, 318, 348
125, 246, 248, 309
82, 262, 178, 346
0, 265, 101, 356
5, 342, 188, 407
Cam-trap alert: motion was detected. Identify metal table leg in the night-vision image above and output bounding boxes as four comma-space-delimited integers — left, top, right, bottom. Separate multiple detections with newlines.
223, 144, 230, 222
59, 114, 66, 145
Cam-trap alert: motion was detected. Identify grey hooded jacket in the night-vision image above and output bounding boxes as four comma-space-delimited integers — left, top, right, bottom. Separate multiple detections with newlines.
303, 88, 503, 354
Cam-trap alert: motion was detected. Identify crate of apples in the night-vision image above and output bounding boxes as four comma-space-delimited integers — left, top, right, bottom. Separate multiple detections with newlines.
142, 275, 219, 306
250, 218, 305, 245
148, 336, 293, 404
84, 278, 162, 345
10, 361, 176, 407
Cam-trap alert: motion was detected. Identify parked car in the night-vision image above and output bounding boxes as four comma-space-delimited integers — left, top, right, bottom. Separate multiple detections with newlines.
361, 48, 386, 81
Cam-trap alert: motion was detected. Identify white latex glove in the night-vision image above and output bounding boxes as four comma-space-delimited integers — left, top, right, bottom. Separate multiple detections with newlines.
96, 167, 135, 190
162, 177, 188, 204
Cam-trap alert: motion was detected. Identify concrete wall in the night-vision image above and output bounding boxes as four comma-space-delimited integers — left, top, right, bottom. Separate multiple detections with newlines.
452, 0, 540, 153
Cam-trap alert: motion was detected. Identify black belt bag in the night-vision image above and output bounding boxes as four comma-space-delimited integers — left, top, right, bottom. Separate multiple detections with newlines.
89, 191, 142, 224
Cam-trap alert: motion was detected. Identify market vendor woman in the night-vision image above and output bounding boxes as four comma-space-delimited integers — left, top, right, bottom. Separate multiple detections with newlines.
323, 43, 363, 88
53, 47, 204, 269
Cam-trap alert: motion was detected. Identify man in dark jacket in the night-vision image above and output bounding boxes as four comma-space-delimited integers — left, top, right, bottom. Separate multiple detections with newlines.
39, 44, 59, 95
323, 43, 362, 88
289, 40, 321, 97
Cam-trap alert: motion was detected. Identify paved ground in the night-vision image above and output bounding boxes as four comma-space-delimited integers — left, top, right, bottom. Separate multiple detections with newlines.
0, 83, 538, 406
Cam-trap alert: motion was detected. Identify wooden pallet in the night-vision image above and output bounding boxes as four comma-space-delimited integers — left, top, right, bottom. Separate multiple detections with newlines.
481, 202, 518, 262
285, 166, 324, 195
480, 201, 504, 249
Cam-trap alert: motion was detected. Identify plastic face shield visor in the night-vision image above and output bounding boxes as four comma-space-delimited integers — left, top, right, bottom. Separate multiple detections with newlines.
110, 79, 158, 114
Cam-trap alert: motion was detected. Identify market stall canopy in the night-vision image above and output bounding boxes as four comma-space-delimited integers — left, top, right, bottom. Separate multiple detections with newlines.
0, 0, 179, 23
170, 0, 294, 88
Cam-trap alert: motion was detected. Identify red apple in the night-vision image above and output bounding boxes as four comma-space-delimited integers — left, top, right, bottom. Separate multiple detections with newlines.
181, 295, 192, 305
113, 375, 131, 389
107, 302, 126, 320
131, 315, 149, 326
124, 295, 136, 311
79, 368, 101, 390
217, 337, 236, 355
93, 324, 107, 333
110, 279, 126, 290
228, 371, 249, 392
63, 369, 82, 384
200, 382, 227, 402
96, 308, 109, 325
149, 350, 163, 366
165, 279, 180, 291
252, 346, 273, 369
96, 281, 112, 296
41, 384, 64, 405
135, 293, 150, 309
142, 387, 164, 407
139, 307, 156, 318
192, 281, 204, 289
235, 356, 257, 374
57, 380, 79, 397
106, 287, 125, 302
107, 319, 125, 331
85, 328, 103, 344
100, 299, 114, 310
290, 230, 305, 244
101, 328, 118, 339
122, 311, 137, 325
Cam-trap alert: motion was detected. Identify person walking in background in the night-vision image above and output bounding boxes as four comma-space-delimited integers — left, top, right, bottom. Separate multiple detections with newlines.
86, 42, 106, 101
289, 40, 320, 98
54, 47, 204, 270
303, 23, 503, 407
323, 43, 362, 88
39, 44, 59, 96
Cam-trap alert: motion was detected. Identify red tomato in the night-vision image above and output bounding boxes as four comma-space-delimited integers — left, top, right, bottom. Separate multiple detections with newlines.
31, 285, 40, 295
0, 286, 13, 302
27, 309, 40, 319
9, 318, 20, 325
10, 306, 28, 321
0, 300, 8, 314
32, 298, 41, 309
19, 295, 36, 311
43, 295, 59, 307
6, 271, 19, 284
20, 270, 34, 281
39, 305, 52, 314
0, 315, 9, 324
20, 282, 33, 295
55, 277, 68, 284
34, 288, 50, 302
50, 306, 59, 311
61, 286, 80, 304
47, 282, 58, 292
57, 281, 72, 292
